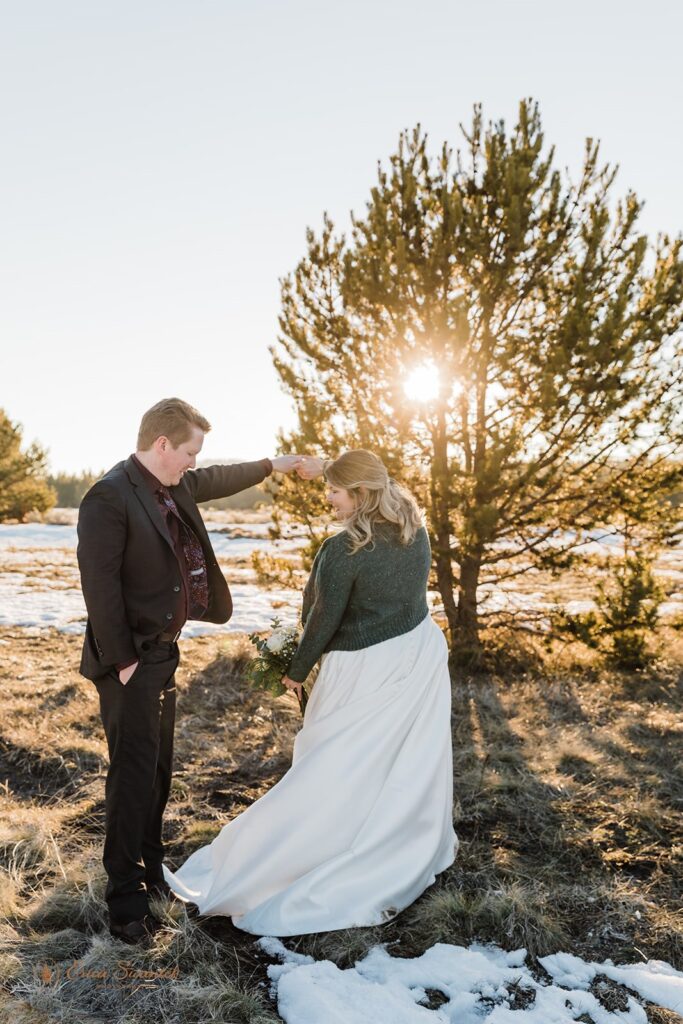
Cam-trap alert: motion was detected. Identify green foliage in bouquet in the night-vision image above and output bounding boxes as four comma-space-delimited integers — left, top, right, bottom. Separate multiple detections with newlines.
247, 617, 301, 700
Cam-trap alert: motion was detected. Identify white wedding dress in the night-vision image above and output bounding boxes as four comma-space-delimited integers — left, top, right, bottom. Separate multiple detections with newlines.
163, 612, 458, 936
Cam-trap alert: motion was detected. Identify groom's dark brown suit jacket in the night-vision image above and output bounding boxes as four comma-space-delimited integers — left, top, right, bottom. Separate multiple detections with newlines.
77, 455, 272, 681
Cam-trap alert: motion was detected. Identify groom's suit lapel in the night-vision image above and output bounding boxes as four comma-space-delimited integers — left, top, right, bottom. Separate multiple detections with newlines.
124, 456, 175, 554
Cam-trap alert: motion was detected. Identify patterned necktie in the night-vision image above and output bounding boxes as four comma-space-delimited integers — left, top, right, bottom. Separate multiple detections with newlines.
156, 487, 209, 619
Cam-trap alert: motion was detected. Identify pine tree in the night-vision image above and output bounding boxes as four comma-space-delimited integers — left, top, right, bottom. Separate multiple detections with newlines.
0, 409, 55, 521
47, 470, 100, 508
272, 99, 683, 656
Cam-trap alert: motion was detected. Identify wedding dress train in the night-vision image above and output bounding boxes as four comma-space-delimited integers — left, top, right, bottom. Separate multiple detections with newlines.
163, 612, 458, 936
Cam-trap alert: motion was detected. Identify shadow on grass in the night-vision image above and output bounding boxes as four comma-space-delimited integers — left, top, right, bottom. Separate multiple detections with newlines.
399, 669, 682, 967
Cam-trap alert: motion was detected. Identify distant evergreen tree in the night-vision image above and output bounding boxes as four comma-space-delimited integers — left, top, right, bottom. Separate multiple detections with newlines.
47, 470, 101, 507
0, 409, 55, 521
271, 99, 683, 657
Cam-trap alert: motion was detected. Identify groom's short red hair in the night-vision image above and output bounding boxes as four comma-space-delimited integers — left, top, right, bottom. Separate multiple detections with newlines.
137, 398, 212, 450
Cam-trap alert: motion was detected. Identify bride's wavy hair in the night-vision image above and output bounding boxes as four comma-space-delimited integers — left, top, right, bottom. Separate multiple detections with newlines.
324, 450, 423, 554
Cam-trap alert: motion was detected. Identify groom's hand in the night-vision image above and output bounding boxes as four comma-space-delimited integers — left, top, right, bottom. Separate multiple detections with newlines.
270, 455, 305, 475
118, 661, 139, 685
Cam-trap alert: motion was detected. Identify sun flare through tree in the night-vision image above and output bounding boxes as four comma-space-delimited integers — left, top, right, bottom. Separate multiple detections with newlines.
271, 99, 683, 656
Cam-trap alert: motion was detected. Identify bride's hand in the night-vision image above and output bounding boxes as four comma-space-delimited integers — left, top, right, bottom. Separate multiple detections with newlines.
295, 456, 325, 480
270, 455, 305, 474
281, 675, 303, 701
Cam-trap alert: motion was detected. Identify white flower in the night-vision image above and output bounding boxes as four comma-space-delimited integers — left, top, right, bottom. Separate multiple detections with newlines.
266, 631, 286, 653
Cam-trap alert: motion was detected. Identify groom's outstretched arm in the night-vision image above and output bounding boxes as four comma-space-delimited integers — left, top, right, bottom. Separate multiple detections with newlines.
183, 455, 303, 504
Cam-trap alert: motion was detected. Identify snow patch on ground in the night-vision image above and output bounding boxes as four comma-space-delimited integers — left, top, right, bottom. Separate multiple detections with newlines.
0, 524, 77, 548
0, 571, 299, 635
2, 523, 682, 636
257, 938, 683, 1024
0, 524, 302, 634
0, 522, 305, 559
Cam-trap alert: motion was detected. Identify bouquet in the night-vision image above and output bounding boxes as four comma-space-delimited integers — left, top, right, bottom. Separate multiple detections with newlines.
247, 617, 307, 716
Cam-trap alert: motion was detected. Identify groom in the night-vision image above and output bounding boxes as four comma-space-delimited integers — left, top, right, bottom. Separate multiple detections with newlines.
77, 397, 302, 943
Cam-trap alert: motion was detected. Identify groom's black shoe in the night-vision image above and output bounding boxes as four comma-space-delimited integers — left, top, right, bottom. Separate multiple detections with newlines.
109, 912, 161, 945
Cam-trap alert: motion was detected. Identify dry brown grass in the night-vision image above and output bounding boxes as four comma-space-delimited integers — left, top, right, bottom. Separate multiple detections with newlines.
0, 625, 681, 1022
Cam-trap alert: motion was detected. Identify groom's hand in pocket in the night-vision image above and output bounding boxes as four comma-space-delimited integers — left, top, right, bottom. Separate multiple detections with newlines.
118, 660, 139, 685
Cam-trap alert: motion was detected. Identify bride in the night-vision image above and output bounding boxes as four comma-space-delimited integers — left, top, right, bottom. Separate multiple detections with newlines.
163, 449, 458, 936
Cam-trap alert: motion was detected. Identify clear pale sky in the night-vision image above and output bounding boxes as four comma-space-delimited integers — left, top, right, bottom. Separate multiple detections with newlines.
1, 0, 681, 473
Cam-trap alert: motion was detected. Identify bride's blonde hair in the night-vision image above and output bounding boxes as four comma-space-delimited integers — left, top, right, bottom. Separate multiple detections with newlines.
324, 450, 423, 553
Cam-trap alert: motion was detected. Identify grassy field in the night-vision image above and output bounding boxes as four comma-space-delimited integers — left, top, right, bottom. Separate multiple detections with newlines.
0, 626, 681, 1023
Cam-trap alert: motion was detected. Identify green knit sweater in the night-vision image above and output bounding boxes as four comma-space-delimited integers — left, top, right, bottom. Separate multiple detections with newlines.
286, 522, 431, 683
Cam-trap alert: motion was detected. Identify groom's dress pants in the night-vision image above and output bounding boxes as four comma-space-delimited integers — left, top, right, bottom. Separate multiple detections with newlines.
94, 638, 179, 923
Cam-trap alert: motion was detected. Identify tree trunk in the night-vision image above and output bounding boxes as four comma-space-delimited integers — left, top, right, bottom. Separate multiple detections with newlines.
451, 552, 483, 664
433, 529, 458, 641
452, 325, 488, 660
430, 403, 458, 646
